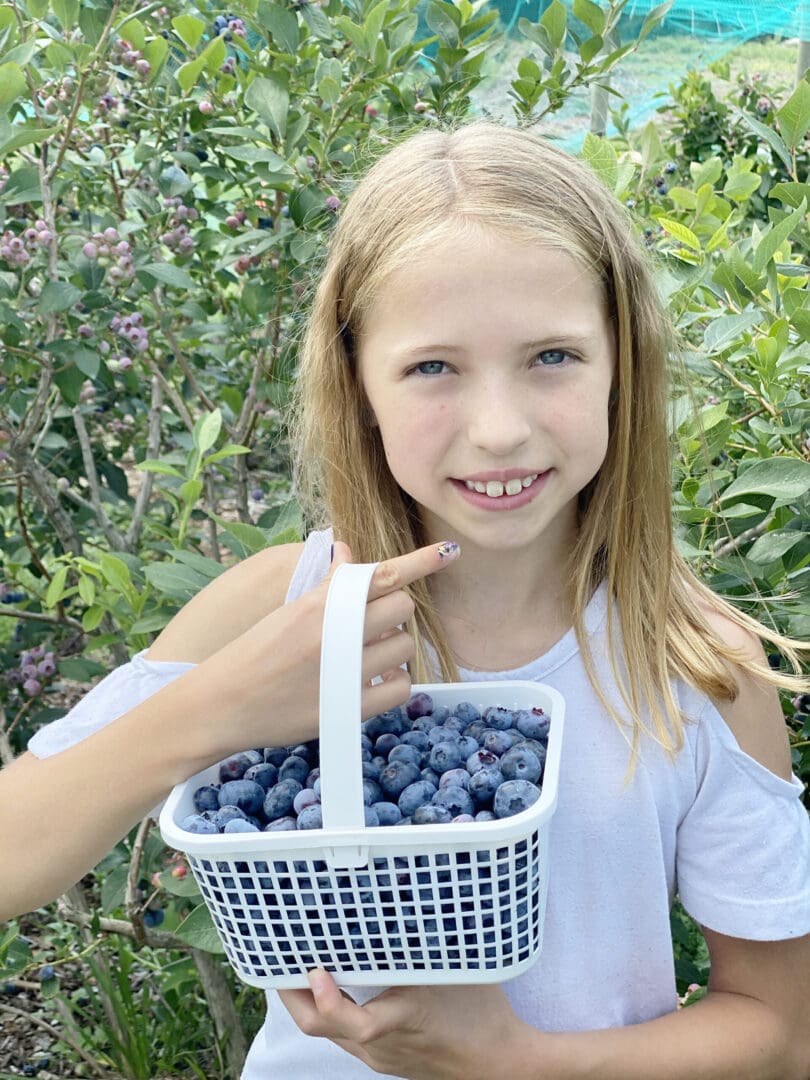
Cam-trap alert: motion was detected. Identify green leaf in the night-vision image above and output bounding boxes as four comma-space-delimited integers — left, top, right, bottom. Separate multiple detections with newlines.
752, 200, 805, 274
100, 553, 132, 595
175, 55, 205, 92
775, 79, 810, 150
572, 0, 605, 36
581, 132, 617, 192
118, 15, 146, 50
45, 566, 69, 608
0, 64, 26, 111
172, 550, 226, 580
720, 458, 810, 507
100, 864, 129, 914
364, 0, 388, 47
426, 2, 460, 45
245, 75, 289, 139
209, 513, 269, 555
540, 0, 567, 49
135, 459, 184, 478
204, 443, 251, 465
172, 13, 205, 49
723, 171, 760, 202
769, 182, 810, 210
657, 217, 701, 252
174, 903, 225, 953
158, 867, 201, 897
140, 263, 194, 290
51, 0, 79, 30
703, 311, 759, 354
0, 122, 53, 158
180, 478, 203, 504
144, 562, 209, 599
746, 530, 806, 564
194, 408, 222, 455
38, 282, 82, 314
58, 657, 108, 681
257, 1, 300, 54
221, 145, 290, 169
738, 111, 792, 173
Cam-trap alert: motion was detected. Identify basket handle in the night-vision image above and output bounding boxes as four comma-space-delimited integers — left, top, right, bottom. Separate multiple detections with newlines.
318, 561, 380, 832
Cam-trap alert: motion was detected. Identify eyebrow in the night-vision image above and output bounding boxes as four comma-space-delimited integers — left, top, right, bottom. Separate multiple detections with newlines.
393, 335, 600, 360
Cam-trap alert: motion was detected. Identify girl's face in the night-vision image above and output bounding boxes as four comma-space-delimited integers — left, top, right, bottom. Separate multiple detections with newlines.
356, 227, 616, 563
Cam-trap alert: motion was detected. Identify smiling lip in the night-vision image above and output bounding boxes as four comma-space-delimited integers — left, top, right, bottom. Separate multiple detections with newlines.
457, 468, 542, 483
451, 470, 551, 511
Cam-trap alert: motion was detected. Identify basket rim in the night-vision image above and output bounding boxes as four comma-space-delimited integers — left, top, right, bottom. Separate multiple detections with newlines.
159, 679, 565, 857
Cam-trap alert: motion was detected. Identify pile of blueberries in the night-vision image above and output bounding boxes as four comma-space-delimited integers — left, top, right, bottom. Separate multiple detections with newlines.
180, 692, 549, 836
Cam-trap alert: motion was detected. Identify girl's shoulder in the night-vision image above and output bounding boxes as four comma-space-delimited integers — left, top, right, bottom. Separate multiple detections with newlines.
684, 583, 793, 782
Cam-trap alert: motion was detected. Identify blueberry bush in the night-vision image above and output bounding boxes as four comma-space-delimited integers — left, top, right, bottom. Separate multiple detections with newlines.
0, 0, 807, 1072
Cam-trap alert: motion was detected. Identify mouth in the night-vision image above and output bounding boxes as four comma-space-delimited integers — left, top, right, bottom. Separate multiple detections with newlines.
450, 470, 551, 509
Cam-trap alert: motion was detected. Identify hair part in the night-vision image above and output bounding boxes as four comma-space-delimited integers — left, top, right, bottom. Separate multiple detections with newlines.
288, 117, 809, 772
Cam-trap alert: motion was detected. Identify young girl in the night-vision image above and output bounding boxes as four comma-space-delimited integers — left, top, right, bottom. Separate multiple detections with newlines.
2, 119, 809, 1080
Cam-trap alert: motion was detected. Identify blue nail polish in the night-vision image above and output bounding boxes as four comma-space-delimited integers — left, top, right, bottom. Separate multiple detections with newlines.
437, 541, 460, 560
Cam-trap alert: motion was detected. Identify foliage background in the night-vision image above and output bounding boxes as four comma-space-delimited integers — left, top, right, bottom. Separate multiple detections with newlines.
0, 0, 808, 1074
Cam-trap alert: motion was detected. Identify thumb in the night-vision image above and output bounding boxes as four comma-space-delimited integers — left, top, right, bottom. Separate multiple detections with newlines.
327, 540, 353, 573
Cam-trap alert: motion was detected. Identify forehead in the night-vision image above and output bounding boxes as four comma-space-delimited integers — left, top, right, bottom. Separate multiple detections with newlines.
357, 228, 611, 351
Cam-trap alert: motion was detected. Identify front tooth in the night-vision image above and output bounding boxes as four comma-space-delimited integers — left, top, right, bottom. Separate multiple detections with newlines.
521, 474, 537, 488
485, 481, 504, 497
474, 481, 487, 493
505, 478, 523, 496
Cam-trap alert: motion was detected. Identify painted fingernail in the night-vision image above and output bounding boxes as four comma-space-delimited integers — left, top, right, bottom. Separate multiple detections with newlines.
437, 540, 460, 560
330, 544, 334, 563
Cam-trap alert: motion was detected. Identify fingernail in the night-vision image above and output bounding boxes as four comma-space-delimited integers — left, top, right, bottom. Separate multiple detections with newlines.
437, 540, 460, 560
330, 544, 334, 563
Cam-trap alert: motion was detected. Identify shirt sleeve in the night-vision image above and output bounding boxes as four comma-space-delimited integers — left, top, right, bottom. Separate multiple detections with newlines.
676, 697, 810, 940
27, 650, 196, 759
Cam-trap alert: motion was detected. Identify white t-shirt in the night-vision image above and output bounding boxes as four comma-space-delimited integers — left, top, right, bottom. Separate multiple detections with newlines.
28, 528, 810, 1080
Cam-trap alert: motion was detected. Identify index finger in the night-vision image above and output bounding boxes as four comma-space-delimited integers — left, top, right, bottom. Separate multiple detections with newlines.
367, 540, 460, 601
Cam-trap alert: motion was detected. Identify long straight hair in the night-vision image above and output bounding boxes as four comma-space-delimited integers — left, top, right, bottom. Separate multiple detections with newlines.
288, 118, 808, 762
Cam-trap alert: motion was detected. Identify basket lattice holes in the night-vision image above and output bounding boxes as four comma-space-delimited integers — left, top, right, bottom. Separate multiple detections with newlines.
161, 562, 564, 988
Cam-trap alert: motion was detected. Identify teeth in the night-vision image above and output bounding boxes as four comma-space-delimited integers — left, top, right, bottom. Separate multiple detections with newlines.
464, 474, 538, 497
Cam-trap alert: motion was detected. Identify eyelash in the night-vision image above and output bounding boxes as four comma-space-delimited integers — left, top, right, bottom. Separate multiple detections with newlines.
407, 350, 578, 377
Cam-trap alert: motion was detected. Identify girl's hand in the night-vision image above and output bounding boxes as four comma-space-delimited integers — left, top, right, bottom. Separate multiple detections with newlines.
279, 969, 527, 1080
190, 539, 459, 759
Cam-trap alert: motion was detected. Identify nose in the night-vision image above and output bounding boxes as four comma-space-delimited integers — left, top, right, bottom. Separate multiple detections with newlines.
463, 378, 533, 457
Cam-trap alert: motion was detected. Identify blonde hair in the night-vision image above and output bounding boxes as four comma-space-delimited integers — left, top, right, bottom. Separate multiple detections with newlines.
288, 118, 808, 762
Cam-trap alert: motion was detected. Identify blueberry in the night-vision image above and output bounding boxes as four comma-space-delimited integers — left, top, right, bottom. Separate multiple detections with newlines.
218, 779, 265, 815
244, 762, 279, 790
401, 730, 430, 752
432, 784, 474, 817
363, 779, 383, 805
297, 805, 323, 829
218, 751, 259, 782
664, 161, 677, 174
38, 965, 55, 981
213, 805, 247, 829
193, 784, 221, 812
439, 768, 470, 790
413, 804, 452, 824
515, 707, 550, 741
223, 818, 260, 833
263, 778, 302, 819
468, 765, 503, 805
421, 766, 440, 787
429, 740, 465, 773
264, 816, 297, 831
279, 754, 310, 785
430, 704, 450, 723
372, 801, 402, 825
457, 734, 479, 759
293, 787, 319, 815
364, 708, 405, 740
482, 705, 514, 730
481, 729, 515, 756
475, 809, 496, 821
406, 691, 433, 719
466, 748, 499, 774
143, 907, 164, 927
375, 732, 400, 757
499, 746, 543, 784
363, 759, 383, 782
493, 779, 541, 819
411, 714, 437, 734
398, 779, 438, 817
181, 813, 218, 834
263, 746, 289, 767
364, 806, 380, 826
387, 743, 422, 768
380, 759, 421, 798
454, 701, 481, 724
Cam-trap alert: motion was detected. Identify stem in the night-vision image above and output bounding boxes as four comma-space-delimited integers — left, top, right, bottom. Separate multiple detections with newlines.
0, 1001, 108, 1076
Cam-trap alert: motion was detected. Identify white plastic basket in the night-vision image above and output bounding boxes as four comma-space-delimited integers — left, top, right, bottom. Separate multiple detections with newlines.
160, 562, 565, 989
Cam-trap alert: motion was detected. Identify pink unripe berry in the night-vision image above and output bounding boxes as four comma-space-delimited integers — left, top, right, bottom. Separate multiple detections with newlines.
178, 235, 195, 254
104, 227, 118, 242
24, 228, 38, 243
38, 658, 56, 677
198, 100, 214, 115
115, 240, 131, 256
225, 215, 240, 229
414, 101, 428, 114
325, 196, 340, 212
364, 104, 378, 118
77, 324, 93, 338
44, 96, 58, 114
23, 678, 41, 696
118, 356, 133, 371
22, 663, 38, 679
136, 59, 151, 77
37, 229, 53, 245
234, 255, 251, 274
56, 476, 70, 490
123, 50, 140, 67
171, 864, 187, 879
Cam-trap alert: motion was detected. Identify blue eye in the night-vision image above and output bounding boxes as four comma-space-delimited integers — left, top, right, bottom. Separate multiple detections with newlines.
535, 350, 570, 366
412, 360, 447, 376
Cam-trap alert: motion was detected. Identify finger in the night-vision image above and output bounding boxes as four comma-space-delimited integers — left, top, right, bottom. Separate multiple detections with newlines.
360, 667, 411, 720
308, 970, 377, 1041
367, 541, 460, 602
363, 590, 415, 643
360, 630, 415, 685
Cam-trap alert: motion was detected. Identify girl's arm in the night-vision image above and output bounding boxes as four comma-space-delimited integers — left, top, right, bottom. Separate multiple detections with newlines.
0, 540, 457, 923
